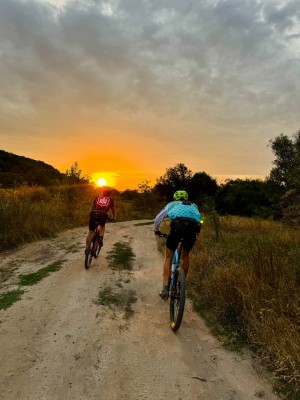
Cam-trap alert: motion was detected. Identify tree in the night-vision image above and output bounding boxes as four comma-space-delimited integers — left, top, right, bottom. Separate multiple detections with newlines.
186, 172, 218, 205
154, 163, 193, 201
216, 179, 281, 218
268, 131, 300, 225
137, 180, 152, 194
268, 131, 300, 191
65, 162, 89, 184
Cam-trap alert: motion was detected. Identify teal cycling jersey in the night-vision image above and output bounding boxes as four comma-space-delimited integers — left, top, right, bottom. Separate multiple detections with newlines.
154, 200, 201, 231
168, 201, 201, 220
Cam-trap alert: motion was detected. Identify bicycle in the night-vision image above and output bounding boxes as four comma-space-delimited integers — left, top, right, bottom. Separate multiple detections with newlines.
84, 214, 116, 270
157, 232, 186, 332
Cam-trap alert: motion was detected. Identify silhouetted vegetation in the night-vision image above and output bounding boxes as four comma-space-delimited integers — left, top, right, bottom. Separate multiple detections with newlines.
0, 150, 64, 187
268, 131, 300, 226
154, 163, 218, 209
216, 179, 283, 219
155, 163, 193, 201
0, 151, 89, 187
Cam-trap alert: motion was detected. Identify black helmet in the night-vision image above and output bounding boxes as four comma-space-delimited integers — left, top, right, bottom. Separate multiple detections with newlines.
103, 188, 111, 197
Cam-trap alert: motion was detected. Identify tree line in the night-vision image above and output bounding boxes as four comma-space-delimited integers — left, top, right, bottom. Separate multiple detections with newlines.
124, 130, 300, 226
0, 151, 88, 187
1, 130, 299, 225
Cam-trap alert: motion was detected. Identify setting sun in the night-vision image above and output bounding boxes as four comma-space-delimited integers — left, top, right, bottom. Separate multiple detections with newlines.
90, 172, 118, 188
97, 178, 107, 187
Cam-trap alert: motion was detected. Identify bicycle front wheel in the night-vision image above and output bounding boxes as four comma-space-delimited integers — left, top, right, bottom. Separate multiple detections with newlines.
95, 240, 102, 258
84, 233, 95, 269
170, 268, 186, 332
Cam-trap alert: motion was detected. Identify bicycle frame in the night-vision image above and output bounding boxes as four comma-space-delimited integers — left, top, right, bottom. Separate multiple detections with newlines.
170, 242, 182, 291
157, 233, 186, 331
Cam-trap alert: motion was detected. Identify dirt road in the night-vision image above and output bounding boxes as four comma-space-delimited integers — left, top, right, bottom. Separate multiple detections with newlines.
0, 220, 279, 400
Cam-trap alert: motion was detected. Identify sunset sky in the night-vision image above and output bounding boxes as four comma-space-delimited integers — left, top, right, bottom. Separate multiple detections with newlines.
0, 0, 299, 190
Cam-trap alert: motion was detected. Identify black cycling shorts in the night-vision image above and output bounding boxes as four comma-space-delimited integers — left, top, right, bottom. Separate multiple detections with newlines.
89, 210, 108, 231
166, 218, 198, 252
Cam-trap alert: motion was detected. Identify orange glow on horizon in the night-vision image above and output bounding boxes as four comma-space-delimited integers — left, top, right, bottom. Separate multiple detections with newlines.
90, 171, 118, 188
97, 178, 107, 187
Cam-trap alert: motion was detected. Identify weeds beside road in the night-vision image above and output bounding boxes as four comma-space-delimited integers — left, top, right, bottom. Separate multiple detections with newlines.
0, 184, 160, 252
188, 215, 300, 399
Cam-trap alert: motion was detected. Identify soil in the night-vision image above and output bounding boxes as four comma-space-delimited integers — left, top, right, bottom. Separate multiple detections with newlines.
0, 220, 280, 400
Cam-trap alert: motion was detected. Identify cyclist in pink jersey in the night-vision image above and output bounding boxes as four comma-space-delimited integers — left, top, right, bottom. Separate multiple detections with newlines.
85, 188, 116, 254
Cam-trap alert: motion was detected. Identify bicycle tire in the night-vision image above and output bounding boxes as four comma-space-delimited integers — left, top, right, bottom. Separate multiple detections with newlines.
95, 240, 102, 258
170, 268, 186, 332
84, 233, 95, 269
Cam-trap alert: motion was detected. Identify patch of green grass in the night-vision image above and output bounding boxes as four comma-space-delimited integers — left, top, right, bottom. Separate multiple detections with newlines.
123, 289, 137, 319
287, 391, 300, 400
134, 221, 154, 226
96, 285, 137, 319
65, 244, 80, 253
106, 242, 135, 270
97, 286, 122, 307
19, 259, 66, 286
0, 289, 24, 310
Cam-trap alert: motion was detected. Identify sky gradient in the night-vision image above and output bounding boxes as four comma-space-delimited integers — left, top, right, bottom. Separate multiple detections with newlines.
1, 0, 299, 190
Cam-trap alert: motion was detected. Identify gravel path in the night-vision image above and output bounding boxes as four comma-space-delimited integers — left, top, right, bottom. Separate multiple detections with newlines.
0, 220, 279, 400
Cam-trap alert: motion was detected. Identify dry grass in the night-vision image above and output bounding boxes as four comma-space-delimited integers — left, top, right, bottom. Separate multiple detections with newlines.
189, 215, 300, 398
0, 185, 159, 252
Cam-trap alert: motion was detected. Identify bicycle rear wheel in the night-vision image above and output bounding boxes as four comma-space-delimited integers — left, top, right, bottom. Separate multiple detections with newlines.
84, 233, 95, 269
170, 268, 186, 332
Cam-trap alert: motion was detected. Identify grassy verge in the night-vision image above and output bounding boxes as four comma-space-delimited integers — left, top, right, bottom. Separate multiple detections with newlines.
134, 221, 154, 226
106, 241, 135, 270
0, 259, 66, 310
0, 185, 160, 253
0, 289, 24, 310
188, 215, 300, 398
19, 260, 66, 286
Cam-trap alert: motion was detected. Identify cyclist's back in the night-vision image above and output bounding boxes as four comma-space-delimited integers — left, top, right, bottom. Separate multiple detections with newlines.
85, 188, 116, 253
154, 190, 202, 300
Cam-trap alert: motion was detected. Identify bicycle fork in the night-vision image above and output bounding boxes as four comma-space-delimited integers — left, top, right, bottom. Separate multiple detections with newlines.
170, 250, 180, 294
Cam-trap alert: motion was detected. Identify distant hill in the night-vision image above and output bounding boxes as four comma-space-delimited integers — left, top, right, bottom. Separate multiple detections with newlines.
0, 150, 65, 187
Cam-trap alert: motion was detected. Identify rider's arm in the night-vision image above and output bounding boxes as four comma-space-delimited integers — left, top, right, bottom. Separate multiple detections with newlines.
154, 205, 169, 232
111, 205, 116, 219
109, 198, 116, 219
90, 197, 97, 212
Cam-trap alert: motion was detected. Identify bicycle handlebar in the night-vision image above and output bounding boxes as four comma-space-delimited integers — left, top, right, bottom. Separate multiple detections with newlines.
155, 230, 168, 238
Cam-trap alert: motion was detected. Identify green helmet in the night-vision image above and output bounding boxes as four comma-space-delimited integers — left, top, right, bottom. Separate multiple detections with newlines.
173, 190, 188, 201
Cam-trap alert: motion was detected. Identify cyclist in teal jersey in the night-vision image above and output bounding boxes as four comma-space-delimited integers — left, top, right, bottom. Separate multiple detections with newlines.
154, 190, 202, 300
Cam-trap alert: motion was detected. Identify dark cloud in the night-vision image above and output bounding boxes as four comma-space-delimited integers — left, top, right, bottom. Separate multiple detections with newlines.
0, 0, 299, 170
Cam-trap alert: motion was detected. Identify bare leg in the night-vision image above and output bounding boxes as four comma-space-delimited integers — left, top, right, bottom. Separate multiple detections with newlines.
180, 249, 190, 277
99, 225, 105, 238
163, 247, 174, 287
86, 230, 94, 249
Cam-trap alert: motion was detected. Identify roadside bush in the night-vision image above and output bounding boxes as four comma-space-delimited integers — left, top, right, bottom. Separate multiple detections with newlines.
189, 216, 300, 398
0, 185, 160, 252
